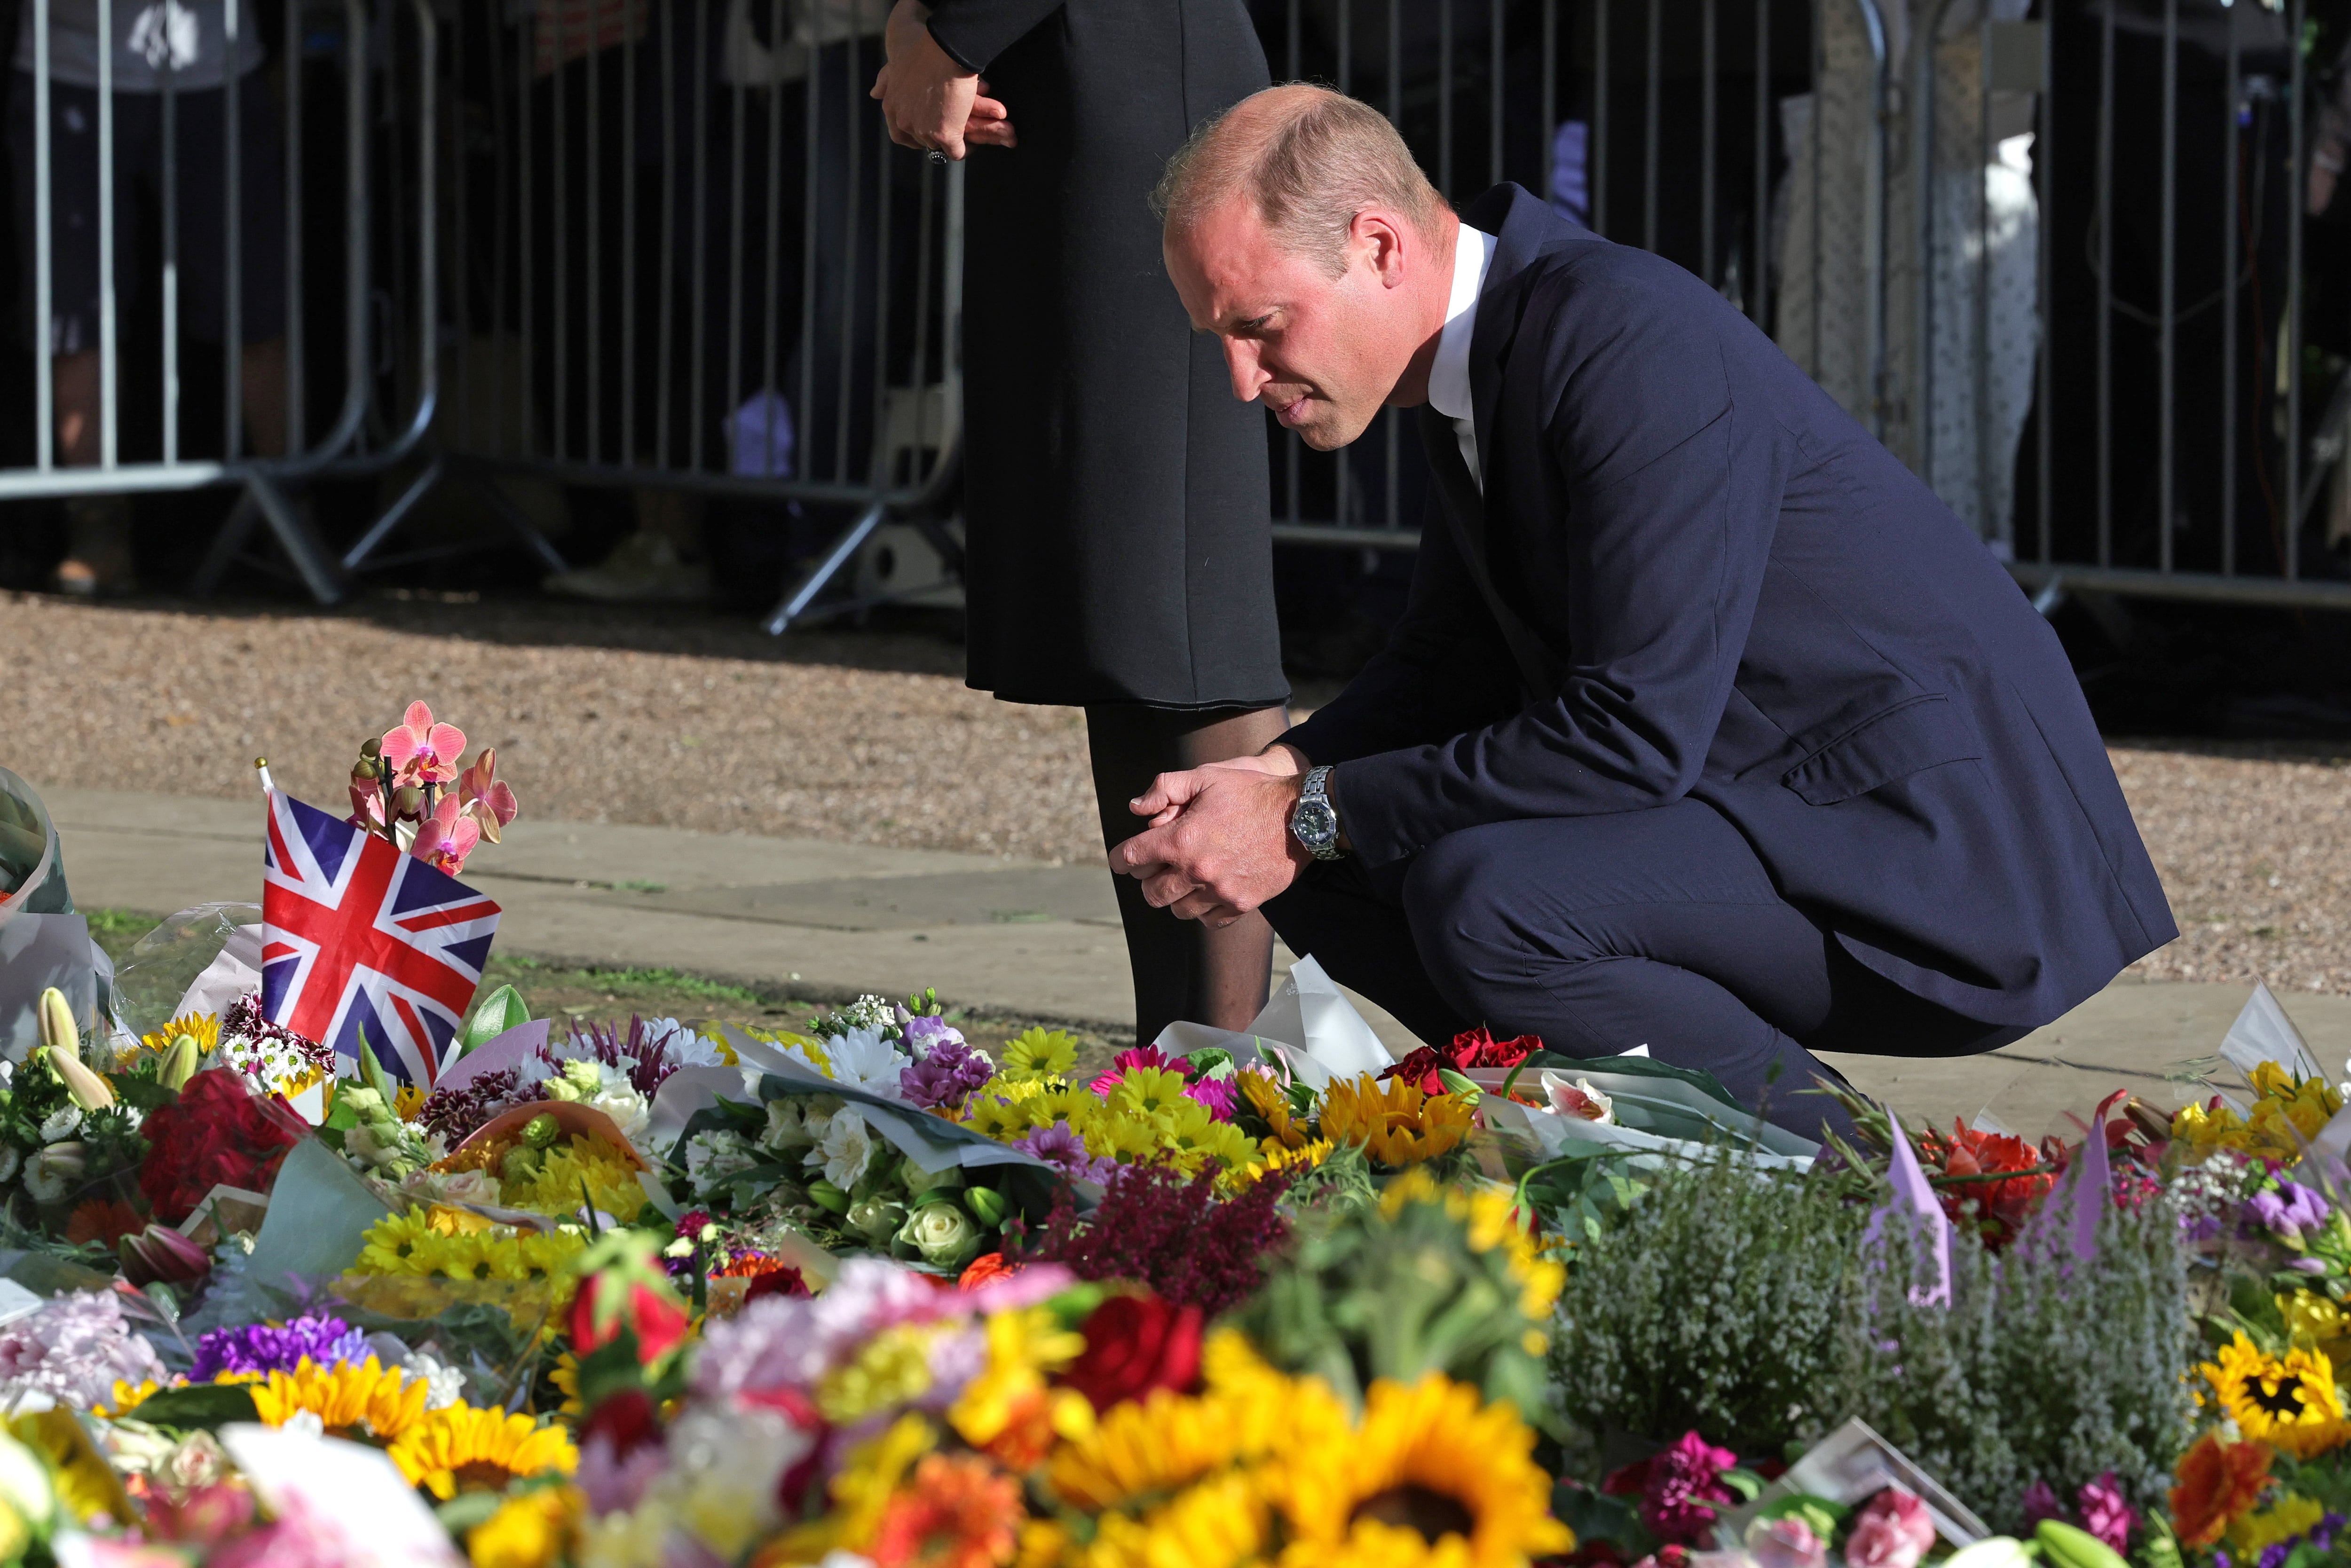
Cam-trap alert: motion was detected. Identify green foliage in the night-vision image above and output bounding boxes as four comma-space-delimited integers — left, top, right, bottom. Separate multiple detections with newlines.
1550, 1154, 1864, 1456
1834, 1198, 2194, 1533
1549, 1156, 2196, 1534
1234, 1175, 1559, 1435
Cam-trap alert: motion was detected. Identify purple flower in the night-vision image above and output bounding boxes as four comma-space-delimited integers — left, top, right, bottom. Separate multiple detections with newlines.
1184, 1075, 1239, 1121
2246, 1182, 2331, 1244
901, 1037, 995, 1112
903, 1015, 963, 1058
1013, 1119, 1119, 1186
2077, 1473, 2137, 1552
2020, 1481, 2065, 1528
190, 1314, 371, 1380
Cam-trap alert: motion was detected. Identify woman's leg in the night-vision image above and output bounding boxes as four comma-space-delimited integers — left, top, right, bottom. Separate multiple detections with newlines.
1086, 702, 1291, 1042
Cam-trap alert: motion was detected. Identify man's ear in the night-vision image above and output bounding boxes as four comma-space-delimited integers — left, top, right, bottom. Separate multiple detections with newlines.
1353, 210, 1411, 289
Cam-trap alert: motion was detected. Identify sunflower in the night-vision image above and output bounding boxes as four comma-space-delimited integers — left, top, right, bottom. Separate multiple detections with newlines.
1268, 1375, 1572, 1568
1318, 1076, 1474, 1168
2201, 1332, 2351, 1458
2171, 1432, 2276, 1549
1048, 1334, 1344, 1514
389, 1404, 578, 1499
868, 1452, 1026, 1568
1238, 1072, 1310, 1150
249, 1356, 429, 1442
466, 1483, 583, 1568
137, 1012, 221, 1061
1237, 1138, 1335, 1185
1080, 1468, 1270, 1568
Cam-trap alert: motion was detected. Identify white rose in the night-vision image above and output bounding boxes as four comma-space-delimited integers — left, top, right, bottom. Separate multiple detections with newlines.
583, 1074, 651, 1146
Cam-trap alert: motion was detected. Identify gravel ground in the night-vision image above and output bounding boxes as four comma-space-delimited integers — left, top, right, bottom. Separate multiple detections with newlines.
4, 592, 2346, 994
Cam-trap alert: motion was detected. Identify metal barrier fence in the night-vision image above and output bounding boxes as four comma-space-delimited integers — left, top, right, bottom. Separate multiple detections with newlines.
426, 0, 962, 631
0, 0, 532, 603
9, 0, 2343, 616
1262, 0, 2351, 612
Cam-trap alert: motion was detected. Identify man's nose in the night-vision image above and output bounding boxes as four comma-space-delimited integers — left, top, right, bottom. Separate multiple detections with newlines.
1221, 339, 1268, 404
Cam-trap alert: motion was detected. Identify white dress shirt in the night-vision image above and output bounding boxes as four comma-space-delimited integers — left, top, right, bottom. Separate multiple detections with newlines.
1426, 221, 1499, 490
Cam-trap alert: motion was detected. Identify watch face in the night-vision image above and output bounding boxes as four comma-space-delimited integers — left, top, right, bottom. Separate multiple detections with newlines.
1292, 798, 1339, 850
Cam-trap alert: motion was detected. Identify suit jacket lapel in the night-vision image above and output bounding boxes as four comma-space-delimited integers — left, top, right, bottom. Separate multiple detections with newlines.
1416, 406, 1563, 701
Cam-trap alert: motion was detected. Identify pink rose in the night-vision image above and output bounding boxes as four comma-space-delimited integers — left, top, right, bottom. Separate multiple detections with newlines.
1844, 1488, 1937, 1568
1747, 1516, 1829, 1568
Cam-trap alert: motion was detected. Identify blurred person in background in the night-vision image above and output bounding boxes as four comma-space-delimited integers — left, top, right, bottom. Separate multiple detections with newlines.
872, 0, 1287, 1042
10, 0, 289, 594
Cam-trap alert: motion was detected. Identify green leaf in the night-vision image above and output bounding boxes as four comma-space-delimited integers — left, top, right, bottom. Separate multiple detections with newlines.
124, 1382, 259, 1431
455, 985, 532, 1057
435, 1491, 506, 1535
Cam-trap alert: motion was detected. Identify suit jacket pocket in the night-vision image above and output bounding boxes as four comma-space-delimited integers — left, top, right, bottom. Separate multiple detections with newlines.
1782, 694, 1982, 805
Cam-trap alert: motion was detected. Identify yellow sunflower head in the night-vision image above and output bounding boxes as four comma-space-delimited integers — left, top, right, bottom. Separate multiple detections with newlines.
249, 1356, 429, 1442
388, 1404, 578, 1500
138, 1012, 222, 1061
1321, 1077, 1475, 1168
1267, 1374, 1573, 1568
465, 1483, 582, 1568
2201, 1332, 2351, 1459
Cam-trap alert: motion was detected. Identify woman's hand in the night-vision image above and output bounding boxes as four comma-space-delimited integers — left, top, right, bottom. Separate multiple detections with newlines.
870, 0, 1015, 159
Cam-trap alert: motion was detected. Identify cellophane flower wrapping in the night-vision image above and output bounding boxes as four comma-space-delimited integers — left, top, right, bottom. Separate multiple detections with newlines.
138, 1066, 309, 1225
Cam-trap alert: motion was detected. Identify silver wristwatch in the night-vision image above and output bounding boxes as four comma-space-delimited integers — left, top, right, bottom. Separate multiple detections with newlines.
1289, 765, 1343, 860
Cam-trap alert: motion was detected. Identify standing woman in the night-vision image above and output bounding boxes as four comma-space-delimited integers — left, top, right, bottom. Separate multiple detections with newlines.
872, 0, 1289, 1041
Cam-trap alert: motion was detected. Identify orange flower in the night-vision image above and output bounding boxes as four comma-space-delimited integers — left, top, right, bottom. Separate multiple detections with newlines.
870, 1453, 1024, 1568
65, 1198, 145, 1247
2171, 1432, 2275, 1548
959, 1253, 1018, 1292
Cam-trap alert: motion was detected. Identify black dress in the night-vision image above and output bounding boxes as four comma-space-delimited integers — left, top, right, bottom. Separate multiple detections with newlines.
926, 0, 1286, 710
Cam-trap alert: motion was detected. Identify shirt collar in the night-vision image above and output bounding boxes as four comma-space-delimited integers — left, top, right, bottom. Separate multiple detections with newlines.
1426, 221, 1498, 425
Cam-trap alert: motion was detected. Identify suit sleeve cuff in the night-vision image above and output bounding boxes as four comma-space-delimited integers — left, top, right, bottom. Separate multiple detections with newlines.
1328, 748, 1435, 870
923, 16, 988, 73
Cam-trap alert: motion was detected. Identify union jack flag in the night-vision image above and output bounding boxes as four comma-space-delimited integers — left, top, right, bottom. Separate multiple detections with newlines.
260, 788, 502, 1088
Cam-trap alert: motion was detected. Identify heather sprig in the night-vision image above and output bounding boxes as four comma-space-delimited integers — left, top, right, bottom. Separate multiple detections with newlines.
1016, 1159, 1290, 1316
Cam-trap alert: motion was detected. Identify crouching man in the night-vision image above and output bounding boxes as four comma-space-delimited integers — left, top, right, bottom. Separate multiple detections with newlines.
1110, 85, 2174, 1141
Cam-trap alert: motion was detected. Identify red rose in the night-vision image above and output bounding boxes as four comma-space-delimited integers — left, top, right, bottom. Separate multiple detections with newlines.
137, 1068, 306, 1225
581, 1387, 660, 1459
1059, 1294, 1204, 1412
744, 1263, 810, 1303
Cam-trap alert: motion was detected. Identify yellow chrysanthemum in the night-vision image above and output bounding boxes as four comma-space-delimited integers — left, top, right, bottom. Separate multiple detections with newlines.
1111, 1068, 1194, 1122
396, 1083, 427, 1121
250, 1356, 429, 1442
1001, 1027, 1079, 1081
352, 1206, 590, 1282
1382, 1172, 1566, 1319
1320, 1076, 1474, 1167
501, 1134, 647, 1218
817, 1323, 944, 1425
468, 1483, 582, 1568
951, 1307, 1089, 1452
389, 1404, 578, 1500
742, 1027, 833, 1077
969, 1089, 1057, 1141
1160, 1098, 1261, 1174
1268, 1374, 1573, 1568
137, 1012, 221, 1060
2231, 1494, 2329, 1555
1237, 1138, 1335, 1185
2201, 1332, 2351, 1459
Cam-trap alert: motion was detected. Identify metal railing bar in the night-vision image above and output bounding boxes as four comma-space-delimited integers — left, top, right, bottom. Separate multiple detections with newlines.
2222, 5, 2237, 575
2158, 0, 2175, 573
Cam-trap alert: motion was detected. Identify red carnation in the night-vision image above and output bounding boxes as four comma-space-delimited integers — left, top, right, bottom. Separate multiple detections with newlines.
137, 1068, 307, 1226
1059, 1293, 1204, 1412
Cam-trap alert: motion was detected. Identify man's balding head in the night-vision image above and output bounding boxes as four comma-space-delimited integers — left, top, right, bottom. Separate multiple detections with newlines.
1153, 84, 1448, 276
1158, 86, 1460, 452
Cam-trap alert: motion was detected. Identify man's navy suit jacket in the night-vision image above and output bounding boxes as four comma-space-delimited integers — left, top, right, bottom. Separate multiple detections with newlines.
1285, 184, 2176, 1029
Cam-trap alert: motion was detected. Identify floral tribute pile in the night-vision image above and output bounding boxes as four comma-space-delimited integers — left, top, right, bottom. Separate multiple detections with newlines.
0, 703, 2335, 1568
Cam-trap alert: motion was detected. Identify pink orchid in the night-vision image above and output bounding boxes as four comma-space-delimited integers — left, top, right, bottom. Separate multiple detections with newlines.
347, 777, 387, 836
457, 746, 520, 844
410, 793, 481, 876
380, 700, 465, 787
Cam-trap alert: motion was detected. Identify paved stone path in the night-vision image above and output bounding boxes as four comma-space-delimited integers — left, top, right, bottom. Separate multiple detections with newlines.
38, 784, 2351, 1134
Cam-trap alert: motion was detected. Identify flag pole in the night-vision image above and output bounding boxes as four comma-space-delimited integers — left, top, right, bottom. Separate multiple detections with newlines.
255, 756, 275, 795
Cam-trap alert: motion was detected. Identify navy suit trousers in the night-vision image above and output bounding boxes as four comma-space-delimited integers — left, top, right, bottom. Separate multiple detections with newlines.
1262, 799, 2030, 1144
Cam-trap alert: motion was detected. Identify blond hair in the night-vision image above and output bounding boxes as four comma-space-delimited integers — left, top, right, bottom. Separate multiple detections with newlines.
1152, 84, 1449, 276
